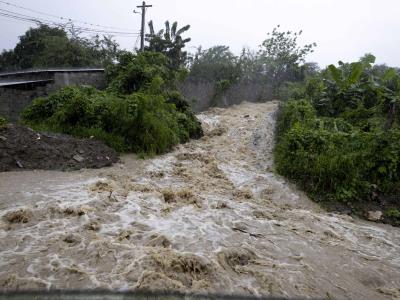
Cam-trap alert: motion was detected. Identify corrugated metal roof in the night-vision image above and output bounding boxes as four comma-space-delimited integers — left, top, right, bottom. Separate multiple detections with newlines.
0, 68, 104, 77
0, 79, 54, 87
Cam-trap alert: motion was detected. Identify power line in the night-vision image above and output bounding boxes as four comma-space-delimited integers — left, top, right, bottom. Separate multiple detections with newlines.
0, 0, 136, 31
0, 8, 140, 36
0, 12, 140, 36
0, 8, 139, 35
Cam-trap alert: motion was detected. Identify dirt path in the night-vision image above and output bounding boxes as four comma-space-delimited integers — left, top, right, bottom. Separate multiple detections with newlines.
0, 101, 399, 299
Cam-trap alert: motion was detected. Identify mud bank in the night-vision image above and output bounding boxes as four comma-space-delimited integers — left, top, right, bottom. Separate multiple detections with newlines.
0, 124, 118, 171
0, 101, 399, 299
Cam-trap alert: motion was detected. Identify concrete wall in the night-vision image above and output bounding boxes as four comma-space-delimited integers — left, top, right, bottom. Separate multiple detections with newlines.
0, 70, 106, 121
0, 82, 50, 122
53, 72, 106, 90
179, 80, 274, 112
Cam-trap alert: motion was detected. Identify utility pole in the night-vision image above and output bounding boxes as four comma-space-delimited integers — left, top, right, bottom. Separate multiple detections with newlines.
135, 1, 152, 51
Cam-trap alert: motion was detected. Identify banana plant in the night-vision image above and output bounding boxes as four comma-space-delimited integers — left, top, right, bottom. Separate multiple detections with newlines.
146, 20, 191, 70
316, 55, 378, 116
381, 68, 400, 129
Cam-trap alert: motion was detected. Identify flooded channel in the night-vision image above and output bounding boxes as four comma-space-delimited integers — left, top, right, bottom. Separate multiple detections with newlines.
0, 101, 399, 299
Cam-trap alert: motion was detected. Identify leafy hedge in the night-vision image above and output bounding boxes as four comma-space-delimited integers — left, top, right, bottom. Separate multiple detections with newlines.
275, 55, 400, 205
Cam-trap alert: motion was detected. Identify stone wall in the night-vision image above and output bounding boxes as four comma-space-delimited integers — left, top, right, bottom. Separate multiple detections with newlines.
0, 70, 106, 121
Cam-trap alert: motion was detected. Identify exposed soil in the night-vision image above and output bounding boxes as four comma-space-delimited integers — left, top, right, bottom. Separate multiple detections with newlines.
0, 124, 118, 171
0, 102, 399, 299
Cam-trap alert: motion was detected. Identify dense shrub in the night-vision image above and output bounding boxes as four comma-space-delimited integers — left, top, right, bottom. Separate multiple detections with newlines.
275, 109, 400, 202
22, 84, 202, 154
22, 48, 203, 155
275, 55, 400, 206
275, 99, 316, 138
106, 51, 174, 95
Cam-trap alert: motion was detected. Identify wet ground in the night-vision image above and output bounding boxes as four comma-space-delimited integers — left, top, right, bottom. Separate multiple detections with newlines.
0, 101, 399, 299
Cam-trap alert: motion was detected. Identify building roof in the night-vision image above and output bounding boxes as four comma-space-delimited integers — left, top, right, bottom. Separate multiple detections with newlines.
0, 79, 54, 87
0, 68, 104, 77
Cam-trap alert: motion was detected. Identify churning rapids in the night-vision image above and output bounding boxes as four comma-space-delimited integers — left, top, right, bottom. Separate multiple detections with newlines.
0, 101, 399, 299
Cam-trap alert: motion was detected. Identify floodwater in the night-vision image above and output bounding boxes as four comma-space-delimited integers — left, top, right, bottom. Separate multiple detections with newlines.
0, 101, 399, 299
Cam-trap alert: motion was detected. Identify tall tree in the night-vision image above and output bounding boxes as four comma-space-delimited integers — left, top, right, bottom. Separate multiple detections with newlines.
0, 24, 120, 72
258, 25, 316, 95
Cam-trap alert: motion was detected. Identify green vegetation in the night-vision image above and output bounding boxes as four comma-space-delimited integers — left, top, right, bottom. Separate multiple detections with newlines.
258, 26, 317, 96
275, 55, 400, 215
184, 26, 317, 105
146, 20, 191, 70
387, 208, 400, 226
387, 208, 400, 219
0, 24, 119, 71
21, 27, 202, 155
22, 84, 201, 154
0, 116, 7, 129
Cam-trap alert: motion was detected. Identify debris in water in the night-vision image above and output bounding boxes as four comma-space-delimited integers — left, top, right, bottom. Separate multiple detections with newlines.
63, 234, 81, 245
161, 188, 175, 203
4, 209, 31, 223
117, 230, 132, 241
217, 248, 256, 270
214, 201, 229, 209
84, 220, 101, 231
233, 189, 253, 199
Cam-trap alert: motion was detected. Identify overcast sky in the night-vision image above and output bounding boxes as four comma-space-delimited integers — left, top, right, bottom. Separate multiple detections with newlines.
1, 0, 399, 67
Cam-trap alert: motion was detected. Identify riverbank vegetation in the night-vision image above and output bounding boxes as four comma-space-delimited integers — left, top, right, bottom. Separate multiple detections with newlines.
20, 23, 202, 155
275, 54, 400, 225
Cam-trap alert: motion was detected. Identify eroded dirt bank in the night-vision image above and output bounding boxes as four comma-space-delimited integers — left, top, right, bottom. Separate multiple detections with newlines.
0, 101, 399, 299
0, 124, 118, 172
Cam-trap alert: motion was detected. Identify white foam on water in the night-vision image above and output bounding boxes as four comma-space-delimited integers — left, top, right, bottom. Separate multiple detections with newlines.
0, 102, 399, 299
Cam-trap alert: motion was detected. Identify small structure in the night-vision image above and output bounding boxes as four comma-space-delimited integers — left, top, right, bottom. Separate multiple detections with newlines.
0, 68, 106, 121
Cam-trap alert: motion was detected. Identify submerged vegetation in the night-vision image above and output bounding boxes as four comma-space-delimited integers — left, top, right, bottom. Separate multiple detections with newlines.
275, 54, 400, 221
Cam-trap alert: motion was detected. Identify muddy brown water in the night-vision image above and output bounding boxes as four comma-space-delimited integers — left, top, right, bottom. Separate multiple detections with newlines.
0, 101, 399, 299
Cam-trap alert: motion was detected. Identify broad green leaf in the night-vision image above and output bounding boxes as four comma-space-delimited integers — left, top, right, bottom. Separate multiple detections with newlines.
348, 62, 363, 85
328, 64, 342, 86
